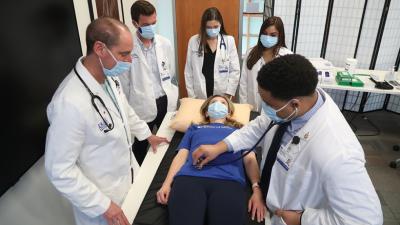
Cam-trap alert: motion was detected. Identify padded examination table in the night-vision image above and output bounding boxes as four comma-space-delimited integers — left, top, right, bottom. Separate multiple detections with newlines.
122, 112, 268, 225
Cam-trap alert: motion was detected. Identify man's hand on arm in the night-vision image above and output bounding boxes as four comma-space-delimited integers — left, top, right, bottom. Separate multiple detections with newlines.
103, 201, 130, 225
147, 135, 170, 153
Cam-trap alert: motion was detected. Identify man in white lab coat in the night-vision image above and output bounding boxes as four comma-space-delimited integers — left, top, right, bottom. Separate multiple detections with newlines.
45, 18, 168, 225
193, 54, 383, 225
120, 0, 178, 165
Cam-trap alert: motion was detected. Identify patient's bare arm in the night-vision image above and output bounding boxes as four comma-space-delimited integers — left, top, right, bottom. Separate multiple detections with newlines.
243, 151, 266, 223
156, 149, 189, 204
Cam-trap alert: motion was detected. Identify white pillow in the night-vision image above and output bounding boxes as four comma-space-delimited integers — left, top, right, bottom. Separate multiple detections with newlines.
169, 98, 253, 132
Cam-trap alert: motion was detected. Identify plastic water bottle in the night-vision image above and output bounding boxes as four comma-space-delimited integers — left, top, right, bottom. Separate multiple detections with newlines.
385, 66, 396, 81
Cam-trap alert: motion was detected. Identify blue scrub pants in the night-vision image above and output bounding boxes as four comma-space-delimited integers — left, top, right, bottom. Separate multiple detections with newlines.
168, 176, 246, 225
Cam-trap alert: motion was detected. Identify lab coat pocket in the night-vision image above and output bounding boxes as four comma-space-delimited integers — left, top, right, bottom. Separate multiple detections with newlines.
284, 168, 313, 209
289, 168, 312, 191
105, 175, 131, 204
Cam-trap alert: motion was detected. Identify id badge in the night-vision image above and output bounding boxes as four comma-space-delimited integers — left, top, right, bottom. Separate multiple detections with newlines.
218, 64, 229, 73
162, 75, 170, 81
161, 71, 171, 81
277, 145, 291, 170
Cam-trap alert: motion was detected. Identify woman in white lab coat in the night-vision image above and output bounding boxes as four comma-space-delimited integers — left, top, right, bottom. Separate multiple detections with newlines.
184, 7, 240, 99
193, 54, 383, 225
239, 16, 292, 112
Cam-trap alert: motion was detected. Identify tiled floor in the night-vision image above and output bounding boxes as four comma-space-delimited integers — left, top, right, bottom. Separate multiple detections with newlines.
346, 110, 400, 225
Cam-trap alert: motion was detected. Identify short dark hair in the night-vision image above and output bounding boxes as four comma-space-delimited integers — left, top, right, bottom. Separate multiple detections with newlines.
130, 0, 156, 23
85, 17, 128, 55
257, 54, 318, 100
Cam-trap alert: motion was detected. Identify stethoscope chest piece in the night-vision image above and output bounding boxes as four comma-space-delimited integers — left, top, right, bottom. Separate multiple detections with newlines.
74, 66, 114, 133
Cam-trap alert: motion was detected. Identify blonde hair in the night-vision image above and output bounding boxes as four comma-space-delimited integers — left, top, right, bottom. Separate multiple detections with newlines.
199, 95, 243, 128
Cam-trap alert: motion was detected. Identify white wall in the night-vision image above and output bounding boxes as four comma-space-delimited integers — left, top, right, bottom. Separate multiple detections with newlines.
274, 0, 297, 51
325, 0, 365, 68
356, 0, 385, 70
72, 0, 92, 55
155, 0, 176, 52
296, 0, 329, 57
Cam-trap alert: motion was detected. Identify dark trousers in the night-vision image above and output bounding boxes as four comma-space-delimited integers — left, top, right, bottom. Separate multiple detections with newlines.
168, 176, 246, 225
133, 95, 167, 165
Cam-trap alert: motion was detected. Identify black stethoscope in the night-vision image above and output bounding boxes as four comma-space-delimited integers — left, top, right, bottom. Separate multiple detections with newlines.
199, 121, 276, 167
219, 34, 229, 63
197, 34, 227, 57
199, 121, 301, 167
74, 66, 114, 133
219, 34, 226, 50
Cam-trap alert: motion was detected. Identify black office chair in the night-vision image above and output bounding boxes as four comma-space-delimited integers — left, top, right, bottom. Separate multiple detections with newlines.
389, 145, 400, 168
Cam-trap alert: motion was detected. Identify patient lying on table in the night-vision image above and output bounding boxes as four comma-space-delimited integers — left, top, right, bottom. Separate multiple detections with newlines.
156, 95, 266, 225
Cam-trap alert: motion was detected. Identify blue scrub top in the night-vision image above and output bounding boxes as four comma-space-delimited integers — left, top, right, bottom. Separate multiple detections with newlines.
176, 123, 246, 185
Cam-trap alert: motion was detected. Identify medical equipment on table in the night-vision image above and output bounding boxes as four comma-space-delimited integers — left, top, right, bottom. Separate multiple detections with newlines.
309, 58, 335, 84
345, 58, 358, 74
384, 66, 396, 81
336, 71, 364, 87
369, 77, 393, 90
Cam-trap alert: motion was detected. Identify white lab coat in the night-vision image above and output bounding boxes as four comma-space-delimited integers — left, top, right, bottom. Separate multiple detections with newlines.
184, 34, 240, 99
45, 57, 152, 225
120, 33, 178, 122
225, 89, 382, 225
239, 47, 292, 112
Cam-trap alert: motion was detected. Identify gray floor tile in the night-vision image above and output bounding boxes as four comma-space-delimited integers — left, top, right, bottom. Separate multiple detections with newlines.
383, 220, 400, 225
350, 111, 400, 224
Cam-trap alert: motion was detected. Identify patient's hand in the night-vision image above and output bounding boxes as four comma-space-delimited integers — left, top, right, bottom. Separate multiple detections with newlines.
248, 188, 266, 223
156, 184, 171, 205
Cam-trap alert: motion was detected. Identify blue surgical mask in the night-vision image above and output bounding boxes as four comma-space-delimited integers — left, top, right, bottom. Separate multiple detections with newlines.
139, 24, 156, 39
206, 26, 220, 38
100, 48, 131, 77
260, 34, 278, 48
207, 101, 228, 119
261, 100, 297, 124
